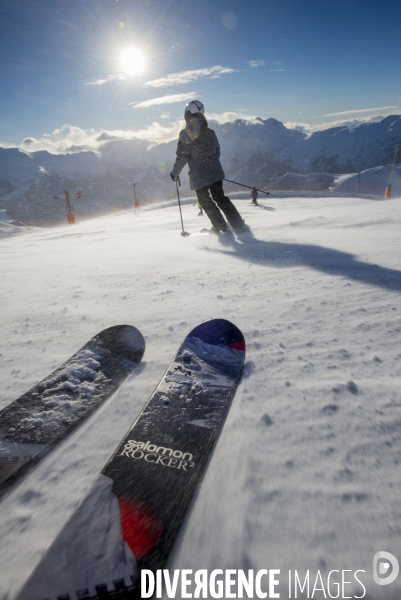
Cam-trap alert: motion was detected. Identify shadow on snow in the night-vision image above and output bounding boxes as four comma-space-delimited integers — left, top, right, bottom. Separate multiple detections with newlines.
213, 230, 401, 293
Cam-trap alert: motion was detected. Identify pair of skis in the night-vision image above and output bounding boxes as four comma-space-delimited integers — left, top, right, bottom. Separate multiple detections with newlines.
1, 320, 246, 600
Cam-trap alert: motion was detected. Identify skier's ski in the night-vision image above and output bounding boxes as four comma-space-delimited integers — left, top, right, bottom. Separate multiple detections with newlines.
17, 319, 246, 600
0, 325, 145, 498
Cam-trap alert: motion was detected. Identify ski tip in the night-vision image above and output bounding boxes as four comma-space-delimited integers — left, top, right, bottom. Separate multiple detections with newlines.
189, 319, 245, 352
94, 325, 146, 363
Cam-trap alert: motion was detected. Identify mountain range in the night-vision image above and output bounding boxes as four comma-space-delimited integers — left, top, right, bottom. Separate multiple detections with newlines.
1, 115, 400, 225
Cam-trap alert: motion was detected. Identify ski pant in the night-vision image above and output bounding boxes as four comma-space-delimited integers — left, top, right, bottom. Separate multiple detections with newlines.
195, 181, 243, 231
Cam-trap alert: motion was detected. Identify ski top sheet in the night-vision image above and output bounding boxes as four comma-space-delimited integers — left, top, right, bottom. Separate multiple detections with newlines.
0, 325, 145, 498
17, 319, 246, 600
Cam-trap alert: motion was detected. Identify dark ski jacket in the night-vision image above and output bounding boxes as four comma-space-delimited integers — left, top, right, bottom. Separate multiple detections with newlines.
171, 115, 225, 191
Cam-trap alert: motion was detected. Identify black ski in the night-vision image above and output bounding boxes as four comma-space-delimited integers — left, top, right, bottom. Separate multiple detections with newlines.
0, 325, 145, 497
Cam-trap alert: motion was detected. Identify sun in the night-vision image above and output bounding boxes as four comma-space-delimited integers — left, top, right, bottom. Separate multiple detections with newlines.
120, 48, 146, 75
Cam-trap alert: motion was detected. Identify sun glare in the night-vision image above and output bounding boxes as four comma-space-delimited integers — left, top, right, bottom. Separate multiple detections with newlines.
120, 48, 145, 75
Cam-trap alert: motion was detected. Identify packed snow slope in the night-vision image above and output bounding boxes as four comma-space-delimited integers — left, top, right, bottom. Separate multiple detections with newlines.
0, 193, 401, 599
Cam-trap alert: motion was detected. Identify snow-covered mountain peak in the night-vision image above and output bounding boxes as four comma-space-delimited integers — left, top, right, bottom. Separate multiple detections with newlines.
1, 115, 400, 225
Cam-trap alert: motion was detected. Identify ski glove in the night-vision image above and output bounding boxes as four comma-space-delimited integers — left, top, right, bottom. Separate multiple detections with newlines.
170, 172, 180, 182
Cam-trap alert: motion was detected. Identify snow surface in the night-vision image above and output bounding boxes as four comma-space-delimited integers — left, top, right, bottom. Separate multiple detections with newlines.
333, 165, 401, 198
16, 474, 137, 600
0, 194, 401, 599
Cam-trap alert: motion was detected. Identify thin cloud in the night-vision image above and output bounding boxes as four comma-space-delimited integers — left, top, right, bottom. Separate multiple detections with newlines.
284, 122, 314, 134
87, 75, 119, 86
0, 139, 17, 149
208, 111, 262, 124
127, 121, 182, 144
131, 92, 198, 109
285, 114, 396, 134
17, 122, 184, 153
86, 74, 131, 86
248, 60, 265, 68
323, 106, 399, 117
19, 125, 105, 154
145, 65, 237, 88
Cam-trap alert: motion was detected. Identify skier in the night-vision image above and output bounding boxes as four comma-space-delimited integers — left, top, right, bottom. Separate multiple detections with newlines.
251, 187, 258, 205
170, 100, 246, 233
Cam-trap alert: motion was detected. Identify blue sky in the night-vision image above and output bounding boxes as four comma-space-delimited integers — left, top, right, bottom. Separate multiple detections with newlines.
1, 0, 400, 151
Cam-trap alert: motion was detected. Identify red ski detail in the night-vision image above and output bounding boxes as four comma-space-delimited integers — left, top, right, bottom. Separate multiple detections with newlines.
117, 497, 162, 559
229, 339, 246, 351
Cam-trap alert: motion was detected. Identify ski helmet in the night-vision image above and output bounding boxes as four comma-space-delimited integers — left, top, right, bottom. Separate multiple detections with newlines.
184, 100, 204, 116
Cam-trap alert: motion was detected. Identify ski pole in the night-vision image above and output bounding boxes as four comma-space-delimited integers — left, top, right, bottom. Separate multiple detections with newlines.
224, 178, 270, 196
175, 178, 190, 237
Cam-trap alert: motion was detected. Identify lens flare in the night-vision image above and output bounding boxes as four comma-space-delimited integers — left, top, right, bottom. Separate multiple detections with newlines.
157, 159, 166, 174
221, 11, 238, 31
